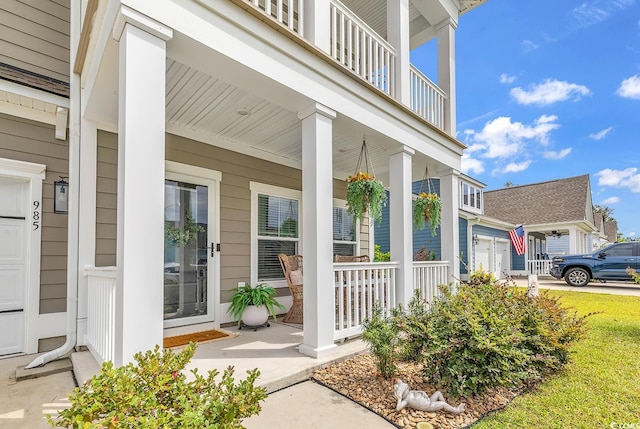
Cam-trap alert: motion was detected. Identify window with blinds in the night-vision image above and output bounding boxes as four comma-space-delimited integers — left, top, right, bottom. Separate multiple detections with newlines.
257, 194, 299, 280
333, 207, 356, 256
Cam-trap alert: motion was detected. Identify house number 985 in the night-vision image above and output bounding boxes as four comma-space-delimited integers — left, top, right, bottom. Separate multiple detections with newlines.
33, 201, 41, 231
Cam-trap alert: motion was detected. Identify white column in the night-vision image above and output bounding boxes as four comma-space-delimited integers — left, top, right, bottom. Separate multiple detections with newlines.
113, 6, 172, 366
387, 0, 410, 105
439, 168, 460, 285
298, 102, 337, 358
304, 0, 331, 54
436, 18, 457, 136
389, 146, 414, 306
76, 119, 97, 346
568, 227, 578, 254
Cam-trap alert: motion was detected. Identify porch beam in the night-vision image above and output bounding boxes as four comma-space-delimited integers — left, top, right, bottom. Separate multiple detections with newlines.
113, 7, 173, 366
298, 102, 337, 359
387, 0, 411, 105
389, 145, 414, 306
436, 18, 457, 135
439, 168, 460, 285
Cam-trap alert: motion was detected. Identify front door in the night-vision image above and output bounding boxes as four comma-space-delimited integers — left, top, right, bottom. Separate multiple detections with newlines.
164, 168, 219, 329
0, 177, 27, 355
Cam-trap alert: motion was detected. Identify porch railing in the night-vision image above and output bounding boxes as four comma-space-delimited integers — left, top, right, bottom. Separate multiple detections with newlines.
527, 259, 553, 276
333, 262, 398, 341
329, 0, 396, 96
413, 261, 448, 306
244, 0, 304, 33
410, 65, 446, 130
85, 266, 117, 364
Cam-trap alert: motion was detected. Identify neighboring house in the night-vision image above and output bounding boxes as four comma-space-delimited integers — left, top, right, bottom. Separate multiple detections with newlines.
1, 0, 490, 366
483, 174, 605, 275
376, 174, 517, 280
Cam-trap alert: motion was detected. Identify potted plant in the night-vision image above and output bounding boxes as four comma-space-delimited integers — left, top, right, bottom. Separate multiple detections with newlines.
413, 192, 442, 235
227, 283, 284, 329
346, 171, 387, 224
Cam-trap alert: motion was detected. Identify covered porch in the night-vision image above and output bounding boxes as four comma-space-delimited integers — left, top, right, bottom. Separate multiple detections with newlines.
73, 1, 464, 366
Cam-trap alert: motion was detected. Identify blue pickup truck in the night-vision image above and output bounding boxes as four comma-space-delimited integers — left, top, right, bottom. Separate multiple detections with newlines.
550, 242, 640, 286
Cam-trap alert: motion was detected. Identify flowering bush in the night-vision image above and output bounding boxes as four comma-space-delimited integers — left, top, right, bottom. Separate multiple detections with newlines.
413, 192, 441, 235
346, 172, 387, 224
49, 343, 266, 428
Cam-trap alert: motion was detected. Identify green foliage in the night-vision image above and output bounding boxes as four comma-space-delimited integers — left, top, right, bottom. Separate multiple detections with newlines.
346, 172, 387, 224
413, 192, 442, 235
413, 246, 437, 261
49, 343, 267, 428
626, 266, 640, 284
373, 244, 390, 262
403, 284, 590, 397
465, 268, 498, 286
165, 210, 204, 246
227, 283, 284, 325
362, 305, 401, 378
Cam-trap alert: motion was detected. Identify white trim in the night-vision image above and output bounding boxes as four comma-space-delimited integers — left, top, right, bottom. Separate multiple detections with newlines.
0, 80, 70, 108
0, 158, 46, 179
164, 163, 222, 330
250, 182, 302, 288
331, 200, 359, 256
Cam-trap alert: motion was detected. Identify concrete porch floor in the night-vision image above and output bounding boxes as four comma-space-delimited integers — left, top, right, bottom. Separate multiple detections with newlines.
72, 319, 369, 393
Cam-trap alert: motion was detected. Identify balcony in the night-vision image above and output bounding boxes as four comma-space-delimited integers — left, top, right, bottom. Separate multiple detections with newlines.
241, 0, 448, 132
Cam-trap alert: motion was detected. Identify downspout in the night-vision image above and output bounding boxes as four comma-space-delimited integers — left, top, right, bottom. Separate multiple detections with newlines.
26, 0, 82, 369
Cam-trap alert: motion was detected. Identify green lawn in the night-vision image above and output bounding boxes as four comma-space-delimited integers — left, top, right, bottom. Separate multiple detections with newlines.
472, 290, 640, 429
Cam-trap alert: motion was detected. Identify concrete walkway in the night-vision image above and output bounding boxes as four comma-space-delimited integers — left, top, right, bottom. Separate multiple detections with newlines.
512, 276, 640, 296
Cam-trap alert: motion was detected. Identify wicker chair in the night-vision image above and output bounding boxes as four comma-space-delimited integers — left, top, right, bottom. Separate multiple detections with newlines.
278, 254, 304, 324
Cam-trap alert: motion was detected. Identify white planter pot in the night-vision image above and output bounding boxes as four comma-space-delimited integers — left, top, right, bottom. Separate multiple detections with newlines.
241, 305, 270, 328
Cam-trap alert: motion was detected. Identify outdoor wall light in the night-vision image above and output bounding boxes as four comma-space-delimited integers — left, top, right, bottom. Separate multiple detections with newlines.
54, 176, 69, 214
472, 234, 479, 245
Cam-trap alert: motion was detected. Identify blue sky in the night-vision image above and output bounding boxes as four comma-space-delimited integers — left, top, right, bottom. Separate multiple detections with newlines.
412, 0, 640, 238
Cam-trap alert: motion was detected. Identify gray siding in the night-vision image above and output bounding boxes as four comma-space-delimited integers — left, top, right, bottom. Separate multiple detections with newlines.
95, 132, 351, 302
0, 113, 68, 314
459, 217, 468, 274
0, 0, 70, 83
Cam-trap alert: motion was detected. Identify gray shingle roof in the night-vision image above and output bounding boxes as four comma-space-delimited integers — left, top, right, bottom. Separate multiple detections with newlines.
483, 175, 591, 225
0, 63, 69, 98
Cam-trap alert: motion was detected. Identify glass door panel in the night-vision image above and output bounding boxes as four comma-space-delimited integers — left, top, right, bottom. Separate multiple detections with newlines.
164, 179, 209, 321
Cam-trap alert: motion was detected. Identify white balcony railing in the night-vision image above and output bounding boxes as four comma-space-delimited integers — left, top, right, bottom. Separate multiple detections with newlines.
527, 259, 553, 276
85, 266, 117, 364
245, 0, 304, 33
413, 261, 448, 306
410, 65, 446, 130
333, 262, 398, 341
329, 0, 396, 96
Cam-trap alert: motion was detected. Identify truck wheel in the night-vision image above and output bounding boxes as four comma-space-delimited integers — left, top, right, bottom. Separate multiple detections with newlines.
565, 267, 590, 287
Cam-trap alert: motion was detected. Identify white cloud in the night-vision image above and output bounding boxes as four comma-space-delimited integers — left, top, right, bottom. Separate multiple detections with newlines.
616, 75, 640, 99
595, 168, 640, 192
499, 74, 516, 84
629, 231, 637, 237
469, 115, 560, 160
589, 127, 613, 140
521, 40, 539, 53
571, 0, 635, 28
492, 160, 532, 175
543, 148, 572, 159
461, 154, 484, 175
601, 196, 621, 204
511, 79, 591, 106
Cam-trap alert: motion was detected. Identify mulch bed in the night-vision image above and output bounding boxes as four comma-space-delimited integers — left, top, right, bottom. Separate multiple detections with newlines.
312, 352, 527, 429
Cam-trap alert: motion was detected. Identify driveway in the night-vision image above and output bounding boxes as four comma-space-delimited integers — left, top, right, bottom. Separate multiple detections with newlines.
513, 276, 640, 296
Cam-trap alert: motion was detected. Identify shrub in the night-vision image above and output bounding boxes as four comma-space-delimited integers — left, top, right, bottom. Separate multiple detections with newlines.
465, 267, 498, 286
403, 283, 589, 397
362, 305, 401, 378
373, 244, 390, 262
49, 343, 267, 428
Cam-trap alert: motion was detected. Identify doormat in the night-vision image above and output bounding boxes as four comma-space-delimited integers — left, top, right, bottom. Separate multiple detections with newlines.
163, 329, 232, 349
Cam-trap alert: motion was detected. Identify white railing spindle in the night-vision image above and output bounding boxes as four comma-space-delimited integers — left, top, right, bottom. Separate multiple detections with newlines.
527, 259, 553, 276
242, 0, 304, 34
410, 64, 447, 131
413, 261, 449, 308
333, 262, 398, 341
85, 266, 117, 364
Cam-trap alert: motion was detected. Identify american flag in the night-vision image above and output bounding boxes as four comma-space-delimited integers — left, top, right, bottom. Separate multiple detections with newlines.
509, 225, 526, 256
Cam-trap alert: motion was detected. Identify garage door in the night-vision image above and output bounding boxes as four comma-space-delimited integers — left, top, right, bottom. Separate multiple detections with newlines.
495, 240, 509, 279
0, 177, 27, 355
475, 238, 492, 273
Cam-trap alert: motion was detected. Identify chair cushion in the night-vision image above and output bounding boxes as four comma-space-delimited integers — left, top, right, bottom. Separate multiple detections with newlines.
290, 269, 303, 285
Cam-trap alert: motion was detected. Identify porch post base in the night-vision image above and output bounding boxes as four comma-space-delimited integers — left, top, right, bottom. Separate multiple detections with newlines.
298, 343, 339, 359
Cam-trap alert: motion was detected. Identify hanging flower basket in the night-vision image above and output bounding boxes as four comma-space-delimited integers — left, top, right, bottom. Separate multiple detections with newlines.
345, 138, 387, 224
346, 171, 386, 224
413, 192, 441, 235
